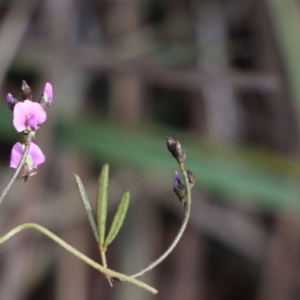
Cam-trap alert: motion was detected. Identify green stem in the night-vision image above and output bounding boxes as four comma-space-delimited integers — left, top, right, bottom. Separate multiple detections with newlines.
0, 223, 157, 294
0, 140, 31, 205
131, 162, 192, 279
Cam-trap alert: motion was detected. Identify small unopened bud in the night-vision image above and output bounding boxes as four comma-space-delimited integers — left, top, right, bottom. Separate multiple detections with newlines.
173, 171, 187, 208
166, 136, 186, 164
6, 93, 18, 110
186, 169, 195, 188
39, 82, 53, 108
21, 80, 32, 100
6, 93, 13, 105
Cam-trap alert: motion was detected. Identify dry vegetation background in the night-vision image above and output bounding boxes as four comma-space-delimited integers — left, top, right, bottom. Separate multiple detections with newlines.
0, 0, 300, 299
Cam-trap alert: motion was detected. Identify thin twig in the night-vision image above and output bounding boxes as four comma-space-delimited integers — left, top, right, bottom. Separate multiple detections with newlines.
131, 162, 192, 279
0, 223, 157, 294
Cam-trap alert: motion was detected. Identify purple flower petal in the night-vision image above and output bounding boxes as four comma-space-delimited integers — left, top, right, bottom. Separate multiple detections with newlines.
10, 142, 45, 169
31, 101, 47, 124
10, 142, 24, 168
44, 83, 53, 102
27, 114, 38, 131
13, 102, 29, 132
174, 171, 180, 182
29, 143, 45, 167
13, 100, 47, 132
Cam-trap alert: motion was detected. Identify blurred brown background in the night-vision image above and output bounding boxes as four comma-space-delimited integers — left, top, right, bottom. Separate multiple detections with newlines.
1, 0, 300, 299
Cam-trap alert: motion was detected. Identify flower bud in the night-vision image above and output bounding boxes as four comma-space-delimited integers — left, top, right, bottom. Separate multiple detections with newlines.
186, 169, 195, 188
21, 80, 32, 100
173, 171, 187, 208
166, 136, 186, 164
44, 83, 53, 101
39, 82, 53, 108
6, 93, 18, 110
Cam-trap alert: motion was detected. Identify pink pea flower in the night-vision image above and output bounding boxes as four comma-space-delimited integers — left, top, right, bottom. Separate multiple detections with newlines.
10, 142, 45, 169
13, 100, 47, 132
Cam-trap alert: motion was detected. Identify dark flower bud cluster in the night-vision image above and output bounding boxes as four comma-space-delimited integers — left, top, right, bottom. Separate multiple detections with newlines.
166, 136, 195, 209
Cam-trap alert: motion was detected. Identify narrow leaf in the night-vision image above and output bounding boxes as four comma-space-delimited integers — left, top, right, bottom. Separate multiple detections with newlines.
104, 191, 130, 248
74, 174, 99, 243
97, 164, 109, 249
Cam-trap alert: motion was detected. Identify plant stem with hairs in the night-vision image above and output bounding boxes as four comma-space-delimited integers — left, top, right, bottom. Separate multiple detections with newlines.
0, 223, 158, 294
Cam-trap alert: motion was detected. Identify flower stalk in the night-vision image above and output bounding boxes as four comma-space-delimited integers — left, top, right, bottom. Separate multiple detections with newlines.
127, 137, 194, 280
131, 161, 192, 279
